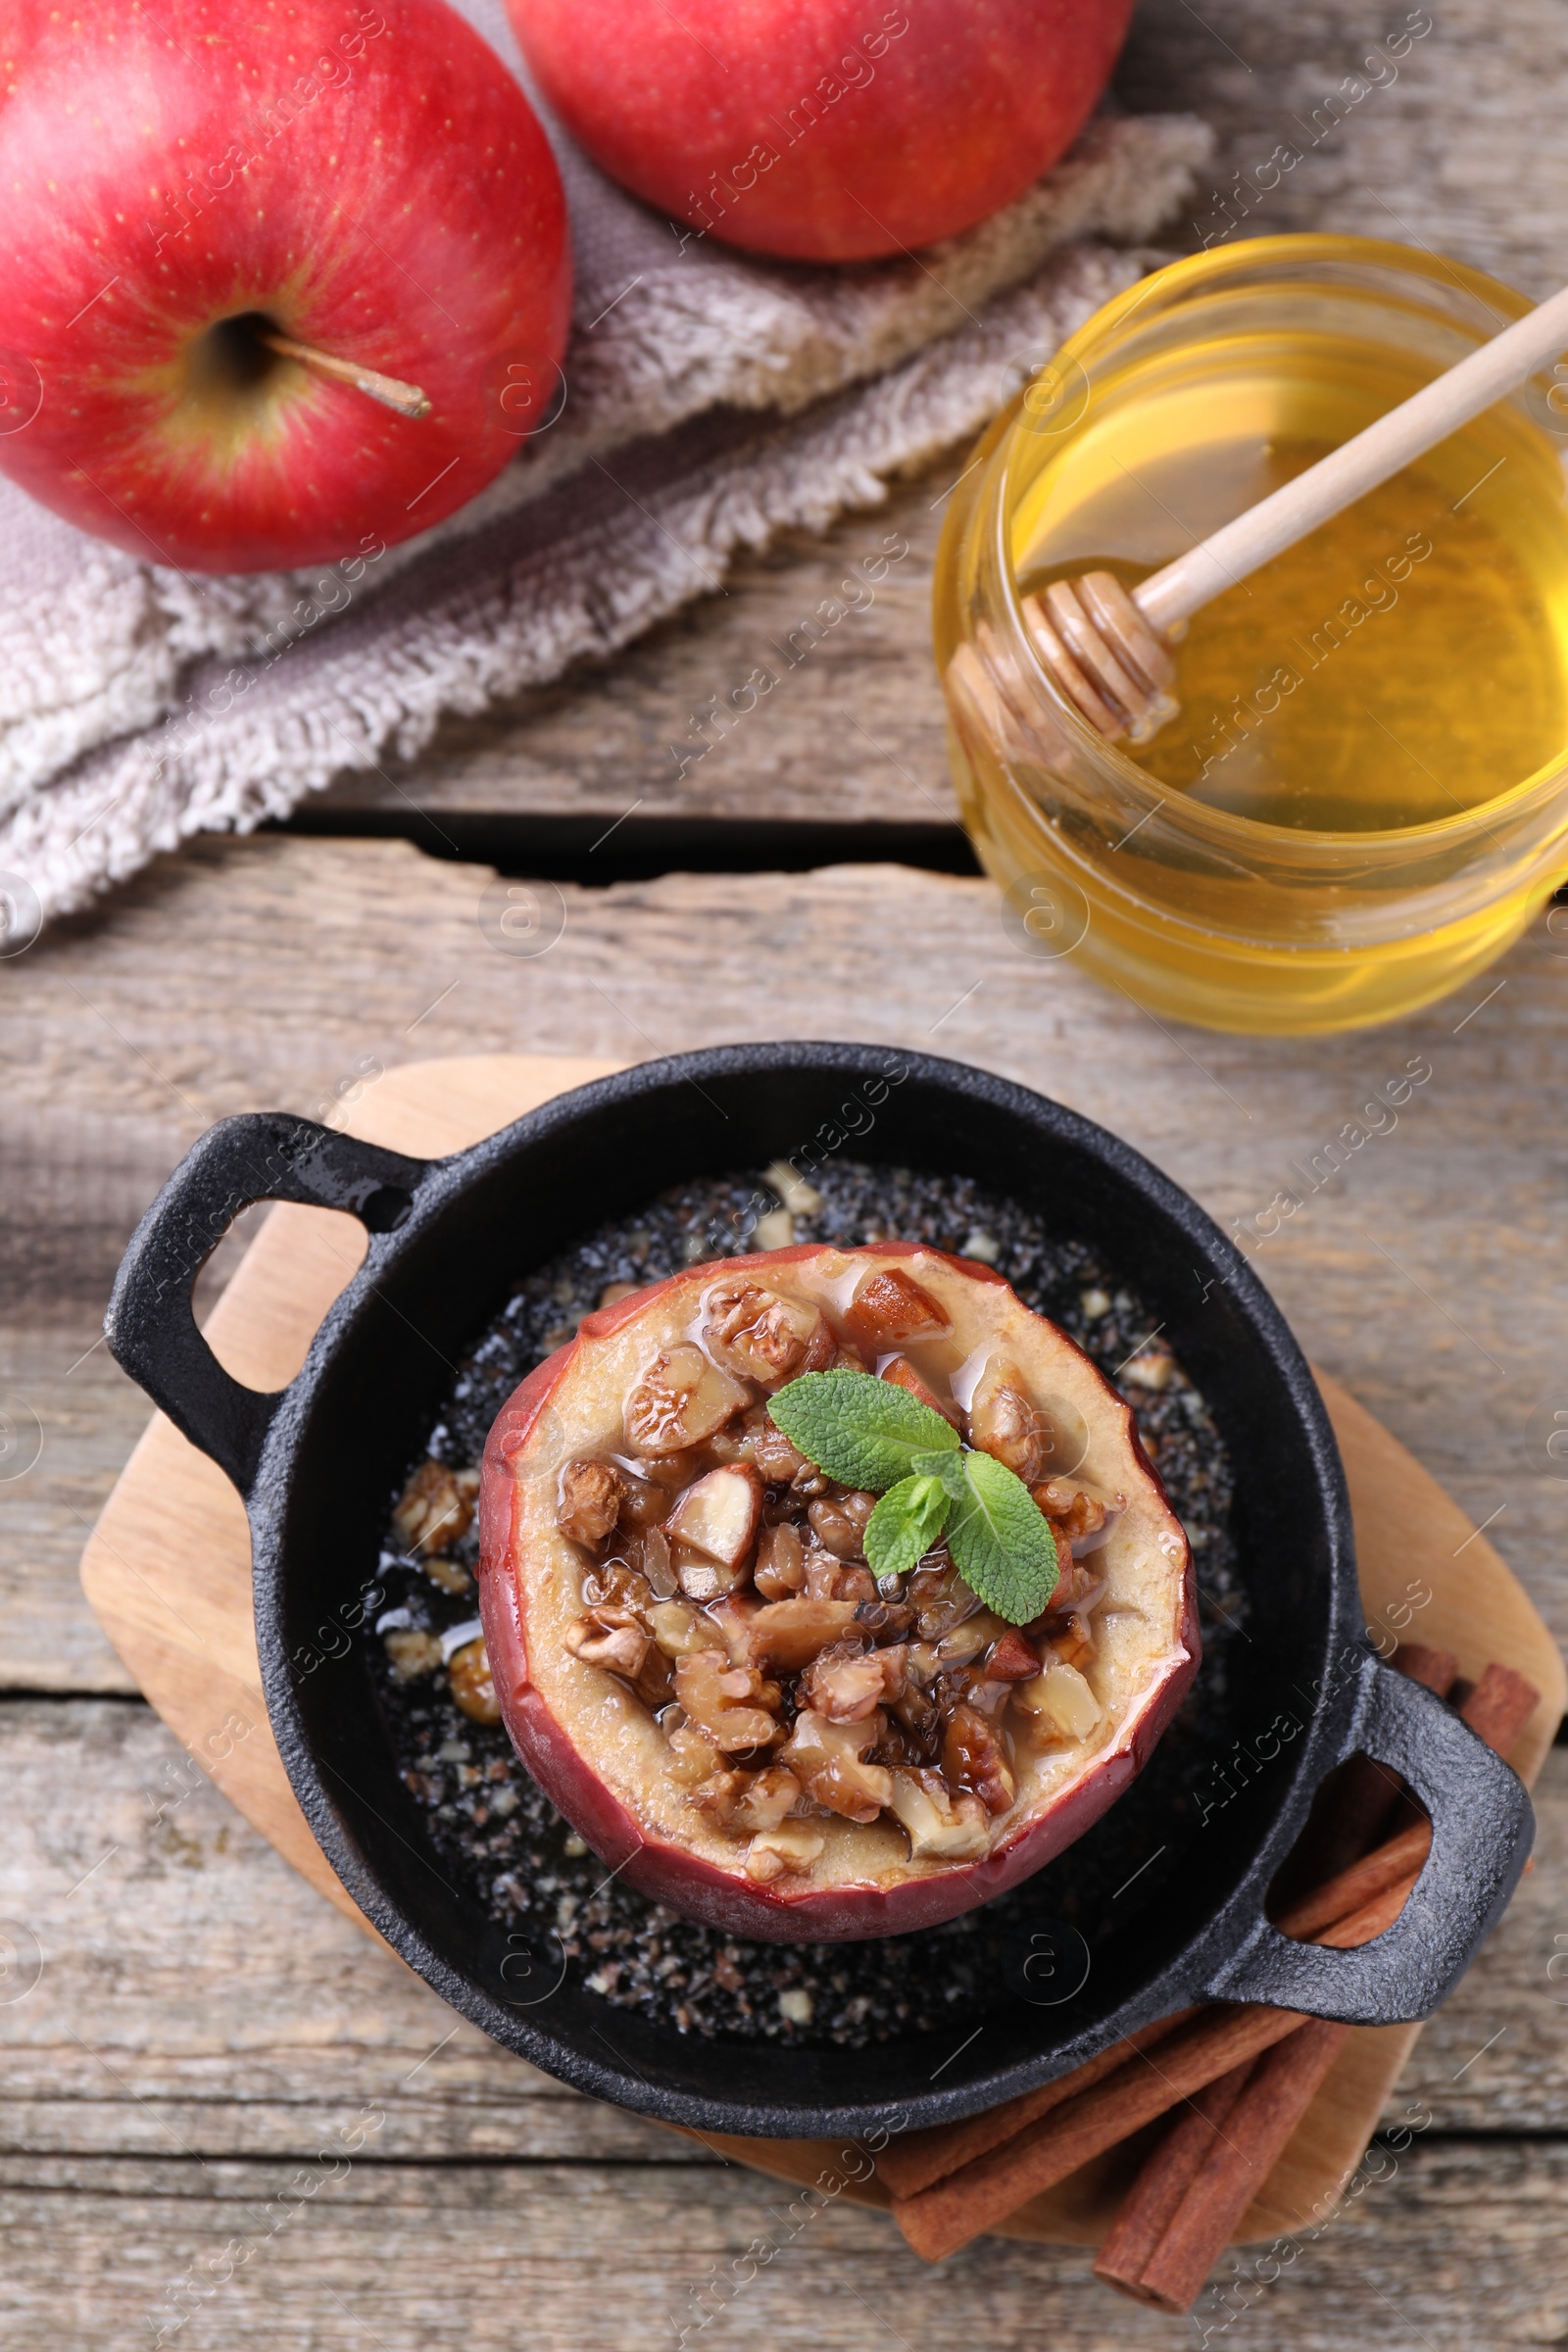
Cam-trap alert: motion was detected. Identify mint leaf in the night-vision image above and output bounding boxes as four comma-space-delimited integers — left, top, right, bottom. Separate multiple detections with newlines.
945, 1449, 1059, 1624
865, 1474, 951, 1579
768, 1369, 959, 1492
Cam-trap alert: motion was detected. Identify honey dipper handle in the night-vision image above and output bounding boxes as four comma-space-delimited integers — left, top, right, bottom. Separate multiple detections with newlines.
1133, 278, 1568, 639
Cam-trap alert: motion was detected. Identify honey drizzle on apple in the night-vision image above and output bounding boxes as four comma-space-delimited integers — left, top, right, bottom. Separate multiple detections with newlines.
556, 1262, 1115, 1887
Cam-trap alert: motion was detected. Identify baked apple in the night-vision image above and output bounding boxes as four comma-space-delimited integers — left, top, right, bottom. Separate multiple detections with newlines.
478, 1243, 1197, 1940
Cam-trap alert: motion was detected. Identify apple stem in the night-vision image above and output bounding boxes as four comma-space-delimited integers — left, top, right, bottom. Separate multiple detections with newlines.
260, 330, 431, 420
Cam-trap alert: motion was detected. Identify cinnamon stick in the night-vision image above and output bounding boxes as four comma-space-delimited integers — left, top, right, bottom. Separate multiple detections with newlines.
1102, 2021, 1350, 2311
1089, 1656, 1542, 2312
875, 2009, 1198, 2201
1090, 2057, 1258, 2289
893, 2001, 1308, 2262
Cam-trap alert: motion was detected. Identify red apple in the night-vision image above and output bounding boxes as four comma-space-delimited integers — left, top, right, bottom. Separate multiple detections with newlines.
504, 0, 1133, 263
0, 0, 570, 571
479, 1241, 1197, 1941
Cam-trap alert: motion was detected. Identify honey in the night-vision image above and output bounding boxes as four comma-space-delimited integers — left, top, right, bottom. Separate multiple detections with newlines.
935, 236, 1568, 1033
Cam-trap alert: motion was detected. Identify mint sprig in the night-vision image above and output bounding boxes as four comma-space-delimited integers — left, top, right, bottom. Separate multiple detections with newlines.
767, 1367, 1058, 1625
767, 1367, 958, 1490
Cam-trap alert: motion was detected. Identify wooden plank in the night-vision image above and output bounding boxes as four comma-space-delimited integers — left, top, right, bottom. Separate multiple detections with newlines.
1118, 0, 1568, 301
0, 2131, 1564, 2352
7, 833, 1568, 1677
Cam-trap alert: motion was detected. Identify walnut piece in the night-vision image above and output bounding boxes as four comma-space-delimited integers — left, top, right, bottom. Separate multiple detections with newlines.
564, 1608, 651, 1681
843, 1265, 951, 1348
808, 1490, 876, 1561
557, 1456, 622, 1549
449, 1638, 502, 1725
968, 1358, 1053, 1485
674, 1648, 782, 1750
706, 1282, 829, 1388
662, 1715, 722, 1785
1015, 1658, 1102, 1740
804, 1550, 876, 1604
744, 1826, 826, 1882
689, 1762, 803, 1837
625, 1344, 750, 1455
907, 1553, 982, 1640
738, 1596, 864, 1673
780, 1709, 894, 1822
1032, 1478, 1109, 1543
942, 1700, 1016, 1816
888, 1768, 991, 1861
800, 1641, 907, 1722
392, 1460, 479, 1555
384, 1627, 442, 1682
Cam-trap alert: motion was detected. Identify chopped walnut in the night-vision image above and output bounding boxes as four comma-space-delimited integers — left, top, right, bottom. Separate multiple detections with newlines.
688, 1768, 748, 1826
674, 1648, 782, 1751
804, 1550, 876, 1605
614, 1466, 671, 1530
744, 1826, 825, 1882
780, 1709, 894, 1823
558, 1456, 622, 1549
449, 1638, 502, 1725
384, 1627, 442, 1682
754, 1520, 807, 1599
843, 1265, 951, 1349
800, 1641, 907, 1722
392, 1460, 479, 1555
564, 1608, 651, 1681
753, 1412, 819, 1489
625, 1344, 750, 1455
907, 1553, 983, 1640
942, 1700, 1016, 1815
888, 1768, 991, 1861
737, 1595, 864, 1672
1032, 1478, 1109, 1543
581, 1556, 654, 1620
689, 1762, 803, 1836
421, 1553, 471, 1596
706, 1282, 828, 1389
1015, 1657, 1101, 1741
650, 1599, 714, 1658
662, 1714, 722, 1786
808, 1490, 877, 1561
968, 1358, 1052, 1484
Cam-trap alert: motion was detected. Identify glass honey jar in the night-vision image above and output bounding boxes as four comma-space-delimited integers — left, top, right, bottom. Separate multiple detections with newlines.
934, 234, 1568, 1033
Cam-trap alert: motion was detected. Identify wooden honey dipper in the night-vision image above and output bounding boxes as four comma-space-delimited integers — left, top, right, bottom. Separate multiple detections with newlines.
1025, 277, 1568, 744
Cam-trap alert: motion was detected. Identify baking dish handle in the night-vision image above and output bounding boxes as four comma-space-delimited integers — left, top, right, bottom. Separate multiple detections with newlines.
1201, 1650, 1535, 2023
105, 1111, 434, 1498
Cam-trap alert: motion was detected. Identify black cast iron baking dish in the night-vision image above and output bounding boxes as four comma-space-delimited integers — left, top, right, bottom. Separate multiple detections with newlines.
105, 1043, 1533, 2139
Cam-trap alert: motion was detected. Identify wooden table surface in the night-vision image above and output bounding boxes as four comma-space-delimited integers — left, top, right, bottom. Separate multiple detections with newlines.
5, 4, 1568, 2344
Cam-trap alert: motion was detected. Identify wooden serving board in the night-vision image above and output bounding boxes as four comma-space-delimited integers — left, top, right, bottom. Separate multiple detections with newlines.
78, 1053, 1565, 2248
